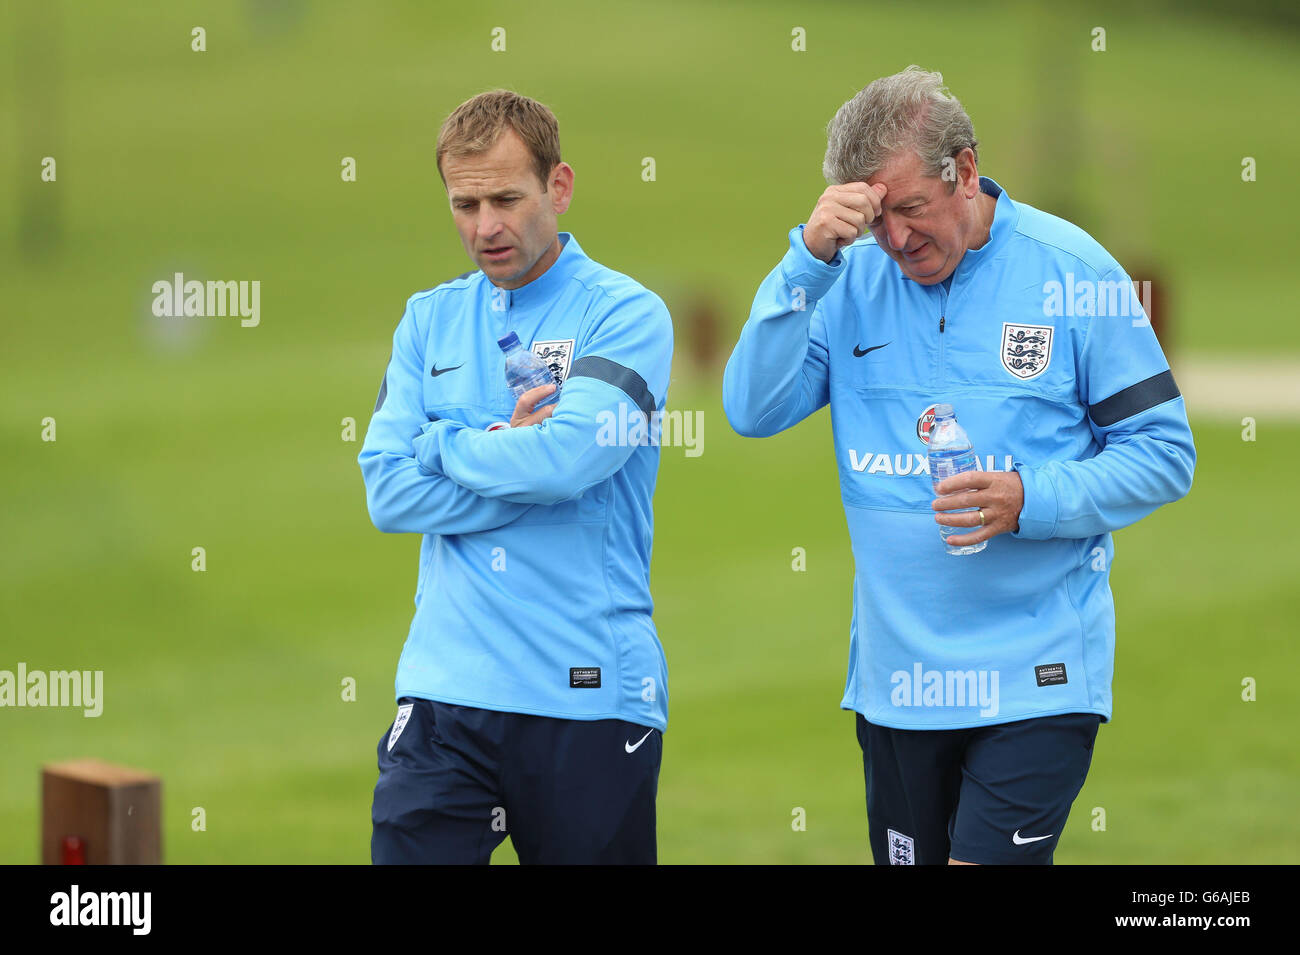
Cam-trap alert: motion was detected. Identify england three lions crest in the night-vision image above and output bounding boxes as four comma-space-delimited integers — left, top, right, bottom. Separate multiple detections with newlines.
1000, 323, 1053, 380
531, 338, 574, 386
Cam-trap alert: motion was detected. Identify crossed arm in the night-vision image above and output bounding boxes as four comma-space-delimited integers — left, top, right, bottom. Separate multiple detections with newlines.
359, 293, 672, 531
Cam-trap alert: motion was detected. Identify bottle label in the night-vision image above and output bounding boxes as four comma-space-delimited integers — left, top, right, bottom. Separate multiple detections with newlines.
930, 450, 977, 488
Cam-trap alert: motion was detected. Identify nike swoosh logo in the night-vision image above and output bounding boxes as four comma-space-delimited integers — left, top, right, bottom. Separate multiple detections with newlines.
1012, 830, 1054, 845
624, 729, 654, 754
853, 342, 890, 358
430, 363, 463, 377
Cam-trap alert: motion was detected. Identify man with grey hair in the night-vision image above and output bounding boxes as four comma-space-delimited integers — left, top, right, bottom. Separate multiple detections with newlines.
723, 66, 1194, 865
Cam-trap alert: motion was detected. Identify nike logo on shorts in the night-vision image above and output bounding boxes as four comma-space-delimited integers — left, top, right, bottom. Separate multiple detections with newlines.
625, 729, 653, 753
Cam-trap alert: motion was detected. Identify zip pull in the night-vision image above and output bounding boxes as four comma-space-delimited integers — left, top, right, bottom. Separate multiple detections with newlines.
939, 316, 946, 333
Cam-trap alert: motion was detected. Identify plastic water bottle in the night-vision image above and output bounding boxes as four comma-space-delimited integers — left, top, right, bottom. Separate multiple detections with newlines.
498, 332, 560, 408
927, 403, 987, 556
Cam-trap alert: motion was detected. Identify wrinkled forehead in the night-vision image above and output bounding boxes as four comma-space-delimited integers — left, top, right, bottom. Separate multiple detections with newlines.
866, 149, 946, 207
443, 132, 541, 199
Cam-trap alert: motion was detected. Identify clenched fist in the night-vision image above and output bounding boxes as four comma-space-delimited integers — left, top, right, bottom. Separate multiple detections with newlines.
803, 182, 888, 263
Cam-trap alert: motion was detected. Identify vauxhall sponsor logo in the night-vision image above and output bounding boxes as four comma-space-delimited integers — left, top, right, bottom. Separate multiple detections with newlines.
847, 404, 1013, 476
849, 450, 936, 476
847, 450, 1015, 475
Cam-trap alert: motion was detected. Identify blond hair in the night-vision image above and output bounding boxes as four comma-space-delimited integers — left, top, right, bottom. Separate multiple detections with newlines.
436, 89, 562, 190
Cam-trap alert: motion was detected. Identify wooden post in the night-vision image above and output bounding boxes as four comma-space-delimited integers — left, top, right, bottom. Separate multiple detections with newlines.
42, 759, 162, 865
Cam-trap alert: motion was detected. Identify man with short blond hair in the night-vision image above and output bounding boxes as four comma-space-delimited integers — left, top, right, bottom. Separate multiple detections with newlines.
724, 66, 1195, 865
361, 89, 674, 864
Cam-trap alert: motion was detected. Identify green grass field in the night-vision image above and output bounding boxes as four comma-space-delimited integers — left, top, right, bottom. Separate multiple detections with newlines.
2, 1, 1297, 863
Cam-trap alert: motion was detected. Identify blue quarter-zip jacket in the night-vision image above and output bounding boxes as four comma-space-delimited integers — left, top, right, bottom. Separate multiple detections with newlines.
360, 233, 673, 731
723, 178, 1195, 729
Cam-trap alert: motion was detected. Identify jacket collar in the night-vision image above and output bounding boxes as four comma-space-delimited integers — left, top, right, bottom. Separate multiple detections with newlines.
951, 176, 1016, 280
494, 232, 584, 306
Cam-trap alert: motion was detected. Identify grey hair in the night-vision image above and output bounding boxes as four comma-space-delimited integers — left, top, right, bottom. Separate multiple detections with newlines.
822, 66, 978, 185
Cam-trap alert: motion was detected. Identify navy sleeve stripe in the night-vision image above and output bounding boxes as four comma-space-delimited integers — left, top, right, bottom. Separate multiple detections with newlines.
1088, 369, 1180, 427
569, 356, 656, 418
373, 354, 390, 413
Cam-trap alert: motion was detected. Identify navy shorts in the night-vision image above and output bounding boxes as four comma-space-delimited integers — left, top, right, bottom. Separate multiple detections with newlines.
371, 698, 662, 865
856, 712, 1101, 865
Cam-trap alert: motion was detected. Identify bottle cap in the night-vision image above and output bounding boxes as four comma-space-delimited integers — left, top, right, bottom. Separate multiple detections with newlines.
497, 332, 520, 350
933, 402, 954, 417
